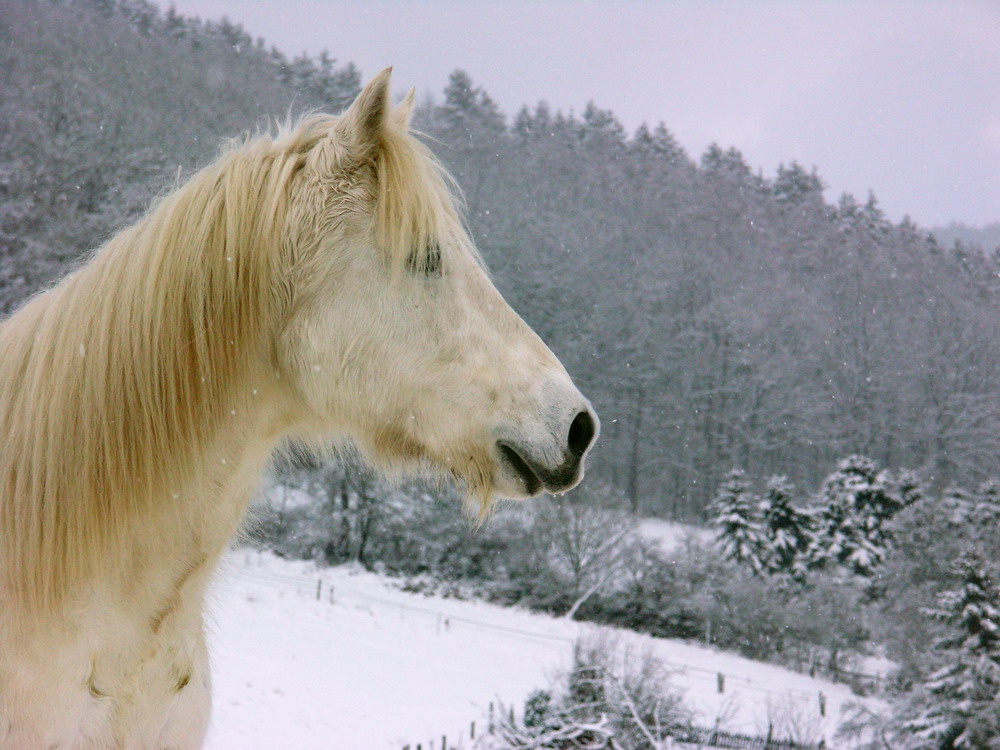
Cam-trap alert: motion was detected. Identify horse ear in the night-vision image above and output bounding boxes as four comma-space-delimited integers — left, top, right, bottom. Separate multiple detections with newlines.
342, 67, 393, 158
390, 87, 416, 131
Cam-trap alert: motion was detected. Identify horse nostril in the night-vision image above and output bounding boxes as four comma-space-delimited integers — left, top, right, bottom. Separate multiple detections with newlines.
567, 410, 596, 458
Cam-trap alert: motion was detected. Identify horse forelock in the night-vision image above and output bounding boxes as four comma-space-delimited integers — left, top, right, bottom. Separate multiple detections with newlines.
371, 125, 481, 278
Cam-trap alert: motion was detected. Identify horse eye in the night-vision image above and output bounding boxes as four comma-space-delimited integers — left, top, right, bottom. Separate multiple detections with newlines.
406, 242, 442, 278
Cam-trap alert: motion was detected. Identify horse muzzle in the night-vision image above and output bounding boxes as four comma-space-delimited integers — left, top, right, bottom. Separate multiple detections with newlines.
496, 407, 598, 496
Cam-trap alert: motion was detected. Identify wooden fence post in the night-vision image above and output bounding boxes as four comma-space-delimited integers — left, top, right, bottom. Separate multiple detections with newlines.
717, 672, 725, 693
818, 691, 826, 717
315, 579, 322, 601
470, 720, 475, 739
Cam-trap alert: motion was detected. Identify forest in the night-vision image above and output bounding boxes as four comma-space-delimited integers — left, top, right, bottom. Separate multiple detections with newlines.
6, 0, 1000, 520
5, 1, 1000, 744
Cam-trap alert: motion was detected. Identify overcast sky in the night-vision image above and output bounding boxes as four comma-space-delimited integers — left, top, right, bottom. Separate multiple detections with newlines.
168, 0, 1000, 228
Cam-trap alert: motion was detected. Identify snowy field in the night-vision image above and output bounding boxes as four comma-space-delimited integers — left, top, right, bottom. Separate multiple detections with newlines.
637, 518, 714, 551
204, 550, 879, 749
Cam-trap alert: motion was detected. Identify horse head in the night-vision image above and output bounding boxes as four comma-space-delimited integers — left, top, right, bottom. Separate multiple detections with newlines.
277, 69, 599, 510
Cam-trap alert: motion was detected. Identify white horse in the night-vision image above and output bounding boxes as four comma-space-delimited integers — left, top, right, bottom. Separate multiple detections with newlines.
0, 69, 597, 748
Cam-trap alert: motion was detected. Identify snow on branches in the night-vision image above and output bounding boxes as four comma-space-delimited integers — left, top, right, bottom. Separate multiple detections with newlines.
899, 549, 1000, 747
710, 456, 914, 582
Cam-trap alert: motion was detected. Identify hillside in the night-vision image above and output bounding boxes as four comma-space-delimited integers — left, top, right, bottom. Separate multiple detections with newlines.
207, 550, 880, 748
6, 0, 1000, 519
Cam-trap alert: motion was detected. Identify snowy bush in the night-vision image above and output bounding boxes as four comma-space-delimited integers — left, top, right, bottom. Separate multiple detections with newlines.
478, 634, 691, 749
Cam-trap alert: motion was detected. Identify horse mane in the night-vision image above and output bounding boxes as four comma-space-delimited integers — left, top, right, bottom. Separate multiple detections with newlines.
0, 109, 469, 609
0, 130, 290, 607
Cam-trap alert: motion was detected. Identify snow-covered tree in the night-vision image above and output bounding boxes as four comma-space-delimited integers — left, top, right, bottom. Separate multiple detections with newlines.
814, 456, 903, 577
709, 470, 766, 574
758, 475, 815, 581
901, 549, 1000, 747
772, 160, 824, 205
969, 480, 1000, 530
977, 479, 1000, 506
897, 469, 926, 510
630, 122, 688, 168
483, 635, 690, 749
440, 69, 505, 135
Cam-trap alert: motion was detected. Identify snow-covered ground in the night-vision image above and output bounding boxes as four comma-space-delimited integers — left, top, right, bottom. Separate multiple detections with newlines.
205, 550, 877, 750
637, 517, 714, 551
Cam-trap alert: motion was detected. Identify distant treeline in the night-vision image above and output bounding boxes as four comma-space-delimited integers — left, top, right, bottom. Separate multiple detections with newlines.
932, 221, 1000, 252
4, 0, 1000, 518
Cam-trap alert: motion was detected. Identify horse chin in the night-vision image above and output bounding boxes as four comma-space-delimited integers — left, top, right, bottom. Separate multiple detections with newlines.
491, 475, 542, 501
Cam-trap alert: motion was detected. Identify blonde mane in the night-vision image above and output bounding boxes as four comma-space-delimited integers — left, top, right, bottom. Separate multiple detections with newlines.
0, 111, 469, 610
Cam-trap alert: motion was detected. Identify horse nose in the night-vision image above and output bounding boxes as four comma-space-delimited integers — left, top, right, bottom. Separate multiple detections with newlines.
496, 406, 598, 495
542, 407, 598, 493
567, 409, 598, 459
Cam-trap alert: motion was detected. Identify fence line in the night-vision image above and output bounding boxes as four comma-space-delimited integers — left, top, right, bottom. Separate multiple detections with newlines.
394, 715, 821, 750
677, 724, 822, 749
223, 553, 851, 720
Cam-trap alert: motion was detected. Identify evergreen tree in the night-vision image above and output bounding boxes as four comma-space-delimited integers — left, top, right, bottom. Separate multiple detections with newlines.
897, 469, 926, 509
970, 480, 1000, 529
902, 549, 1000, 747
288, 53, 318, 93
709, 470, 766, 574
772, 161, 823, 205
814, 456, 902, 576
512, 105, 534, 139
163, 5, 186, 39
118, 0, 158, 36
835, 192, 864, 235
580, 102, 625, 150
309, 52, 360, 111
700, 144, 761, 193
860, 191, 891, 237
440, 69, 505, 136
649, 123, 687, 165
759, 475, 815, 581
